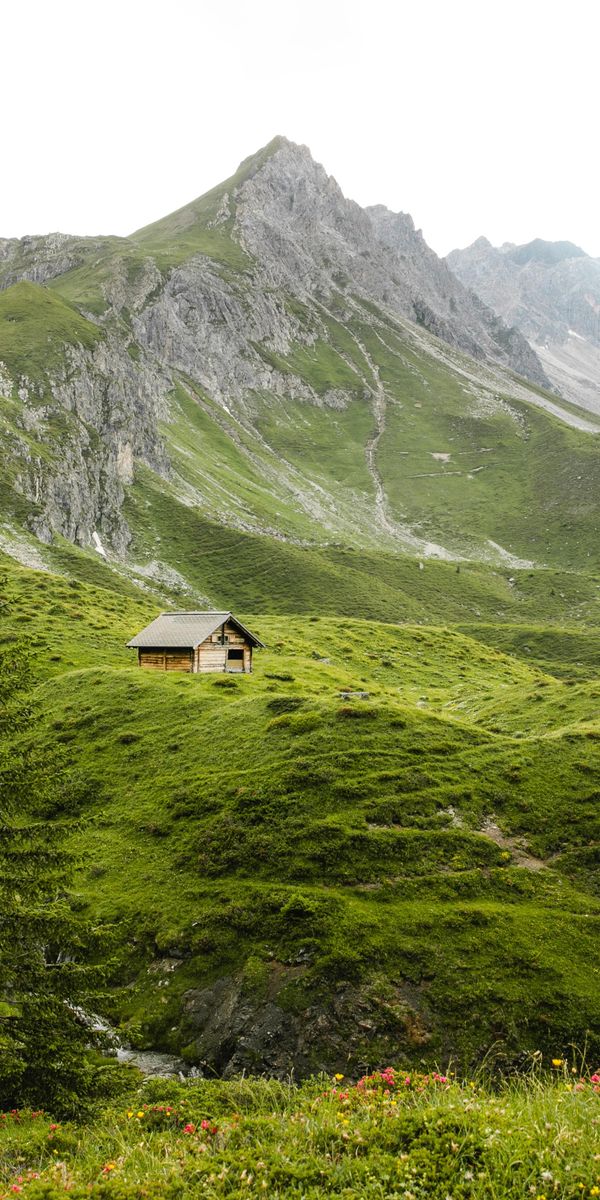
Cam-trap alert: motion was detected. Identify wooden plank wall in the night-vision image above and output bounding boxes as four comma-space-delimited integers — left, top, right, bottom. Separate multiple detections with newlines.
139, 650, 192, 672
196, 644, 228, 673
165, 651, 193, 671
139, 651, 165, 670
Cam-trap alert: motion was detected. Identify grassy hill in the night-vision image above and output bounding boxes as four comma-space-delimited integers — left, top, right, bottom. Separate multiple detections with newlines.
3, 558, 599, 1074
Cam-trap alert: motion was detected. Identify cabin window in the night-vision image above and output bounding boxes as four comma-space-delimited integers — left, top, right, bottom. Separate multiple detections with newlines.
228, 648, 243, 660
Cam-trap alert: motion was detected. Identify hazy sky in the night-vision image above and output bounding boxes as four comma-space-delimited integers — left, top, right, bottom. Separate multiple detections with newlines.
3, 0, 599, 257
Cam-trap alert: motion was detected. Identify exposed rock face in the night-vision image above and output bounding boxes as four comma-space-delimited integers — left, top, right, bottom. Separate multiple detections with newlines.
132, 140, 550, 414
447, 237, 600, 414
366, 206, 549, 384
0, 232, 112, 291
230, 140, 548, 384
181, 964, 432, 1078
6, 337, 169, 551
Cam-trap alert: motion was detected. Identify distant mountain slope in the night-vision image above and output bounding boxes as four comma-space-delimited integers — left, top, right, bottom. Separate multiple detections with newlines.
0, 138, 598, 596
447, 237, 600, 416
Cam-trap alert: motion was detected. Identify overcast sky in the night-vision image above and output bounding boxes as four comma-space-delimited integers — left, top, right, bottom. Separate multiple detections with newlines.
3, 0, 598, 257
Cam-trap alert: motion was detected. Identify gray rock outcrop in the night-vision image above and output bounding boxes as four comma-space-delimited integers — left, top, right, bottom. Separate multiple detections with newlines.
447, 237, 600, 414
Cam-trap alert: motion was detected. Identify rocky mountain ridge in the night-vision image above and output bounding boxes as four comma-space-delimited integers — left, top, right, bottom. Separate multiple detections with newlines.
447, 236, 600, 415
0, 137, 598, 589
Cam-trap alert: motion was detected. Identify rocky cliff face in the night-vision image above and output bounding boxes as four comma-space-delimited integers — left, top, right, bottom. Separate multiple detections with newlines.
0, 288, 170, 553
447, 237, 600, 415
0, 231, 114, 291
231, 140, 549, 382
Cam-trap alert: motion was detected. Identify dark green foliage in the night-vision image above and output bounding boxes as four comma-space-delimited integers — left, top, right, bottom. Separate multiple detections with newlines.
0, 642, 116, 1116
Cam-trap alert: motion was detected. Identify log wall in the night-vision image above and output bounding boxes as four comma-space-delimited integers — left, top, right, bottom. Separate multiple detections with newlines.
139, 649, 192, 672
196, 644, 228, 673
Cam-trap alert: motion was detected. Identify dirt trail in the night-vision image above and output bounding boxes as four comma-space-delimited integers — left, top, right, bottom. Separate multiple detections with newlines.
354, 333, 398, 537
344, 304, 456, 558
479, 819, 547, 871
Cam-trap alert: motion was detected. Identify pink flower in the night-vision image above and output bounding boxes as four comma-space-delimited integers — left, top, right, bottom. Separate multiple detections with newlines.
183, 1123, 196, 1134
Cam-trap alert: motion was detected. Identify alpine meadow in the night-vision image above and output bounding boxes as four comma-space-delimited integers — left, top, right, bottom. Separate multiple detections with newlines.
0, 135, 599, 1199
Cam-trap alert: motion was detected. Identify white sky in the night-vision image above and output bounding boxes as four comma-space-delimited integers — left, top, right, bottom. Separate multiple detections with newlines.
3, 0, 599, 257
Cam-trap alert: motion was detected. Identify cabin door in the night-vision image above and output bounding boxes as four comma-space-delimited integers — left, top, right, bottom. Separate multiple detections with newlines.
226, 648, 245, 673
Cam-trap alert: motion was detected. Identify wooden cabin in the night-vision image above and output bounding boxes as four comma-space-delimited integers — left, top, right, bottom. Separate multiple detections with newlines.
127, 612, 264, 674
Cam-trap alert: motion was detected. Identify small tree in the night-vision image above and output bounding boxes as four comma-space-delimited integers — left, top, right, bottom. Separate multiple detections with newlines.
0, 638, 115, 1115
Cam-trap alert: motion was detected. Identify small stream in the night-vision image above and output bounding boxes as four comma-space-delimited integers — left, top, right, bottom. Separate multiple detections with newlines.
115, 1045, 199, 1078
90, 1013, 201, 1080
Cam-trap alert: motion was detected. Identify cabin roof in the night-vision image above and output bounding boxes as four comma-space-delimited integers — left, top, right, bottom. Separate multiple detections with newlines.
127, 611, 264, 650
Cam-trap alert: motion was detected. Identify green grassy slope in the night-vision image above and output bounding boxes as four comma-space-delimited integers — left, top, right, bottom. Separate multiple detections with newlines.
4, 559, 599, 1071
153, 306, 600, 570
123, 467, 600, 627
0, 282, 102, 386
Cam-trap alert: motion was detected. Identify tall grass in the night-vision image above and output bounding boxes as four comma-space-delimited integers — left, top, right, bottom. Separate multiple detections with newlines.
1, 1063, 599, 1198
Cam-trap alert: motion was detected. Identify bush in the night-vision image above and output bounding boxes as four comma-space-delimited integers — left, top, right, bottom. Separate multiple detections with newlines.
266, 696, 303, 713
336, 705, 378, 719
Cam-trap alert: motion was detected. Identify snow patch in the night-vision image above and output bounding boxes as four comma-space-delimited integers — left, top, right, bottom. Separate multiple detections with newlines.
92, 531, 107, 557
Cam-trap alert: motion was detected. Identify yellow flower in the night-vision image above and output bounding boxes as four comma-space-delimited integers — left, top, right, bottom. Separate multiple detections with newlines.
126, 1111, 133, 1119
136, 1110, 145, 1118
589, 1188, 599, 1196
552, 1059, 563, 1067
334, 1073, 344, 1081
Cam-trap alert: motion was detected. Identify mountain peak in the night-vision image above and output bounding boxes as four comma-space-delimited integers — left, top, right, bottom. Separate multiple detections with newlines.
233, 135, 318, 185
506, 238, 587, 266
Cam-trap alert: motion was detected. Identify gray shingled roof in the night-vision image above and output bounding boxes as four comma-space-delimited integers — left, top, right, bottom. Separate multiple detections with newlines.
127, 612, 264, 649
